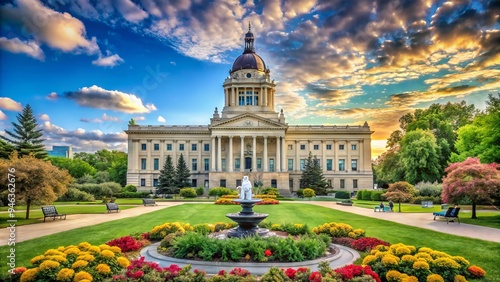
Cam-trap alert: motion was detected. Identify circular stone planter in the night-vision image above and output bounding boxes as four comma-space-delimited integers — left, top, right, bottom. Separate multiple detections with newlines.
140, 242, 360, 275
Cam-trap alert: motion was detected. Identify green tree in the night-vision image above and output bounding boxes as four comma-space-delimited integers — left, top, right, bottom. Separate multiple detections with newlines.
382, 181, 417, 212
175, 154, 191, 188
158, 155, 176, 194
0, 104, 48, 159
399, 129, 441, 184
107, 152, 127, 186
300, 152, 328, 195
0, 152, 71, 219
442, 158, 500, 219
0, 139, 15, 159
374, 150, 404, 186
49, 157, 96, 179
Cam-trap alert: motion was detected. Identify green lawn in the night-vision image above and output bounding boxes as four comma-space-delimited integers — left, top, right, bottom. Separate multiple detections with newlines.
1, 203, 499, 281
0, 205, 138, 228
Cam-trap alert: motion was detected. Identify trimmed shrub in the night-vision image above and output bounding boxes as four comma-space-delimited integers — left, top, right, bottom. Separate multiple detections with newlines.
57, 187, 95, 202
196, 186, 204, 196
115, 192, 150, 198
303, 188, 315, 198
71, 183, 112, 199
261, 188, 280, 196
123, 184, 137, 192
362, 190, 372, 200
179, 188, 197, 198
209, 187, 236, 197
296, 189, 304, 198
334, 191, 350, 199
370, 191, 384, 201
356, 190, 364, 200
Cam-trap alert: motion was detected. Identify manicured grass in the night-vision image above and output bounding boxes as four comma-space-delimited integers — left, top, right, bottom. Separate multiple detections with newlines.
459, 211, 500, 229
1, 203, 499, 281
353, 200, 444, 212
0, 205, 138, 228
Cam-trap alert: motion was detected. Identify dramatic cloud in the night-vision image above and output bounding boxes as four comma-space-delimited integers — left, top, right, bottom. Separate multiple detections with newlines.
0, 110, 7, 120
92, 53, 124, 67
62, 85, 157, 113
39, 114, 50, 121
0, 97, 23, 111
1, 0, 99, 54
157, 116, 166, 123
80, 113, 121, 123
0, 37, 44, 60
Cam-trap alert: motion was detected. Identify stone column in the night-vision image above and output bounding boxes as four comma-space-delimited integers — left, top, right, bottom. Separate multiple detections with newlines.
346, 140, 350, 172
359, 140, 363, 173
280, 137, 285, 173
333, 140, 337, 172
228, 136, 234, 172
217, 136, 222, 172
263, 136, 268, 172
232, 87, 235, 106
295, 140, 299, 172
186, 140, 190, 170
198, 140, 202, 172
211, 137, 216, 171
172, 140, 178, 167
131, 139, 140, 171
252, 135, 257, 171
160, 140, 165, 169
240, 136, 245, 172
147, 139, 152, 172
276, 136, 281, 172
322, 140, 326, 172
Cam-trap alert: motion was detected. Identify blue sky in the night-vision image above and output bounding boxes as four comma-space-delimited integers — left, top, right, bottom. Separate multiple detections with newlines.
1, 0, 499, 158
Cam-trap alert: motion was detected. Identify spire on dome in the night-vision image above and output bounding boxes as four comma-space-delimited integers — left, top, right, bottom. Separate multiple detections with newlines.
244, 22, 255, 53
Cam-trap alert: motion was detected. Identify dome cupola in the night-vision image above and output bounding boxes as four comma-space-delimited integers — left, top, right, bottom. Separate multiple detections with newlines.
231, 23, 266, 73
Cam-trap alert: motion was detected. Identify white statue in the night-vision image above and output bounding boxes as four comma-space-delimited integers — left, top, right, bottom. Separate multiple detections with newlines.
240, 175, 253, 200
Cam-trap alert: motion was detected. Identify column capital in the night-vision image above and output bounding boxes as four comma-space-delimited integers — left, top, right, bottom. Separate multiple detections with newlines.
173, 140, 178, 143
160, 140, 165, 143
147, 139, 152, 143
132, 139, 140, 143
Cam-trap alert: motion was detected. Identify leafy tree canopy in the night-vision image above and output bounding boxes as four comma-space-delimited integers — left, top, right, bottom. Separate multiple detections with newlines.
400, 129, 441, 184
49, 157, 96, 179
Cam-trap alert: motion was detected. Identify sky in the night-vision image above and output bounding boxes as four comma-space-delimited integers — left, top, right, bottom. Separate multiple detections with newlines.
0, 0, 499, 159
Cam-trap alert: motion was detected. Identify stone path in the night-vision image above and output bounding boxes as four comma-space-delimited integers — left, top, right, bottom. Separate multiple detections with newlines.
1, 201, 499, 246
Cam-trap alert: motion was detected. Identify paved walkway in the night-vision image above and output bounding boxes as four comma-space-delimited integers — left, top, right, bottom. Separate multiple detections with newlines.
1, 201, 499, 246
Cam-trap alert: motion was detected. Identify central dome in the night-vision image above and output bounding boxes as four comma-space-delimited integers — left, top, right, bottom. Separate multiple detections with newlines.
230, 23, 267, 74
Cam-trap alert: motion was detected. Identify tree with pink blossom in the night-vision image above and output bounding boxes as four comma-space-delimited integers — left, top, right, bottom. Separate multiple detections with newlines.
442, 157, 500, 219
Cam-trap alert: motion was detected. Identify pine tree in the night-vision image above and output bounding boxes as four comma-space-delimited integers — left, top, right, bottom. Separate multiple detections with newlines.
1, 104, 48, 159
300, 151, 328, 195
175, 153, 191, 188
158, 155, 176, 194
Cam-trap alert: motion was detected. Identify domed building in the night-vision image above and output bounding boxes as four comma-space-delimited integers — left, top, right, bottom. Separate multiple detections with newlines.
126, 25, 374, 194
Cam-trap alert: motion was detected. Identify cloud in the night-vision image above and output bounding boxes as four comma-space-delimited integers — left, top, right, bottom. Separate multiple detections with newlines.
62, 85, 157, 113
39, 114, 50, 121
115, 0, 148, 23
92, 53, 124, 67
46, 92, 59, 100
80, 113, 121, 123
157, 116, 166, 123
0, 37, 44, 60
0, 97, 23, 111
0, 110, 7, 120
134, 116, 145, 121
1, 0, 99, 54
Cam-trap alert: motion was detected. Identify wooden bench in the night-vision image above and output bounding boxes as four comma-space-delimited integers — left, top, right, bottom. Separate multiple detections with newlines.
106, 202, 120, 213
142, 198, 157, 206
41, 206, 67, 222
374, 206, 390, 212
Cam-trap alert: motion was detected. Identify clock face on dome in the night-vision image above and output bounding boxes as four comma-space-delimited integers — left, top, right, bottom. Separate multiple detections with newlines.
246, 73, 251, 78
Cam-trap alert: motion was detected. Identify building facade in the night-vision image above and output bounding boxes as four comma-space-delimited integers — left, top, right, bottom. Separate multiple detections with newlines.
48, 146, 73, 159
126, 26, 374, 194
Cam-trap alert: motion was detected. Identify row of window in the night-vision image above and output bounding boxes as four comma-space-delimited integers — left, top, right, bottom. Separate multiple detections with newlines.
140, 157, 358, 172
141, 143, 359, 152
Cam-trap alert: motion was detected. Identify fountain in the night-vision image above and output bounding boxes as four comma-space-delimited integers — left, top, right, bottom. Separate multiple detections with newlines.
225, 176, 270, 238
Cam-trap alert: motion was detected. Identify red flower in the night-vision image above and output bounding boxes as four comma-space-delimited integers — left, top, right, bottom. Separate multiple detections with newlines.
309, 271, 322, 282
218, 270, 226, 276
284, 268, 297, 279
264, 249, 272, 257
468, 266, 486, 278
229, 267, 251, 277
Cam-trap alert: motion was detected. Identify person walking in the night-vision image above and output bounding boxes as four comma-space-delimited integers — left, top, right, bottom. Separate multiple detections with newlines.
389, 200, 394, 212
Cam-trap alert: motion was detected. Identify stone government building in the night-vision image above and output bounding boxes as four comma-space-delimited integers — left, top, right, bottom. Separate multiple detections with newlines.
126, 26, 374, 194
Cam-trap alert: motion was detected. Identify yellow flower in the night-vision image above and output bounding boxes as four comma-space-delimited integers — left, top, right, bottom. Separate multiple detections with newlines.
76, 254, 95, 262
29, 255, 46, 265
56, 268, 75, 281
64, 247, 81, 255
96, 264, 111, 274
415, 252, 433, 261
427, 274, 444, 282
413, 260, 430, 270
20, 268, 39, 282
99, 244, 111, 251
386, 270, 401, 282
46, 255, 67, 263
402, 255, 417, 264
117, 257, 130, 268
454, 275, 467, 282
418, 247, 433, 253
71, 260, 89, 269
432, 257, 461, 269
58, 246, 66, 252
101, 250, 115, 258
396, 246, 412, 256
73, 271, 93, 282
382, 255, 399, 267
430, 250, 450, 259
45, 249, 65, 256
362, 255, 378, 265
109, 246, 122, 253
402, 276, 419, 282
452, 256, 470, 268
78, 242, 91, 250
39, 260, 60, 271
88, 246, 101, 253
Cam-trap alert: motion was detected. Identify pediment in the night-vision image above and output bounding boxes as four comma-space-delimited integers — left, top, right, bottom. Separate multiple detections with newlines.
211, 114, 286, 129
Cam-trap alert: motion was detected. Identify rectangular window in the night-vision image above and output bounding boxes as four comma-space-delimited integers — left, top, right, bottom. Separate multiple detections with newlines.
327, 179, 332, 188
235, 158, 240, 170
192, 179, 197, 187
153, 158, 159, 170
351, 144, 357, 150
300, 144, 305, 150
179, 144, 184, 151
326, 159, 333, 171
300, 159, 306, 171
140, 179, 145, 186
288, 144, 293, 150
204, 159, 209, 171
236, 179, 241, 187
269, 159, 275, 172
246, 94, 252, 105
289, 179, 293, 189
222, 159, 226, 171
339, 159, 345, 171
141, 158, 147, 170
192, 159, 197, 171
271, 179, 277, 188
351, 159, 358, 171
167, 144, 172, 151
340, 179, 345, 189
257, 158, 262, 169
339, 144, 345, 150
326, 144, 332, 150
288, 159, 293, 171
220, 179, 226, 187
204, 144, 210, 151
141, 144, 146, 150
353, 179, 358, 189
192, 144, 197, 151
314, 144, 319, 150
153, 179, 158, 187
154, 143, 159, 151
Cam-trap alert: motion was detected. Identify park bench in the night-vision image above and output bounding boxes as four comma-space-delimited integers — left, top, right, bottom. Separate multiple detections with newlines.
142, 198, 157, 206
374, 206, 390, 212
433, 207, 460, 224
41, 206, 67, 222
106, 202, 120, 213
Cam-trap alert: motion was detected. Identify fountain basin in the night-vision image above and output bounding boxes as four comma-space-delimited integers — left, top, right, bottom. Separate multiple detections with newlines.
226, 198, 270, 238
